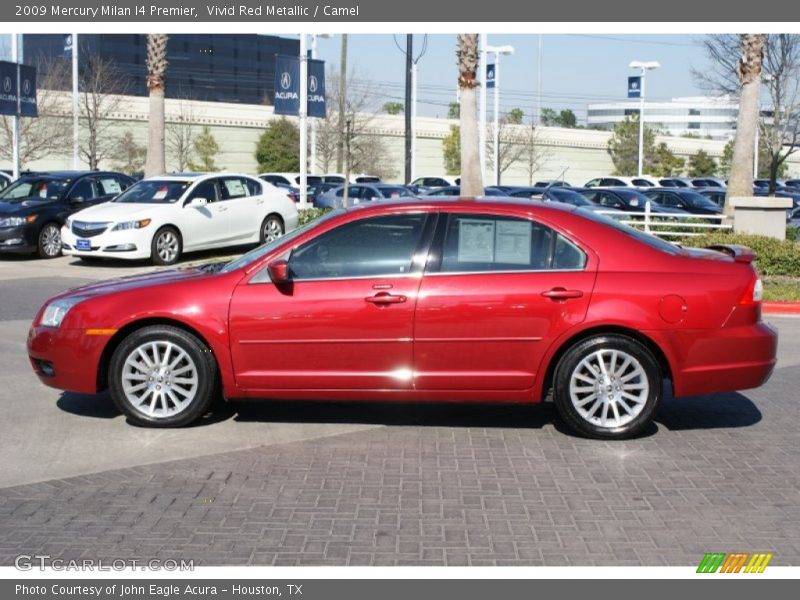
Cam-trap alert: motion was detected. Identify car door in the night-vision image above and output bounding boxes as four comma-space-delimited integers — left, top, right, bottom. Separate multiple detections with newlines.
220, 176, 260, 243
658, 192, 686, 211
228, 212, 434, 391
179, 178, 230, 250
413, 212, 596, 391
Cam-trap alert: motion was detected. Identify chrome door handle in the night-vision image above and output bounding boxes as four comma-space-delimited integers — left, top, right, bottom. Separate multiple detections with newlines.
365, 293, 407, 305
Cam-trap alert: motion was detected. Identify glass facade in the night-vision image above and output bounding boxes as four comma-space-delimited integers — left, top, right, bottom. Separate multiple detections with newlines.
23, 34, 299, 105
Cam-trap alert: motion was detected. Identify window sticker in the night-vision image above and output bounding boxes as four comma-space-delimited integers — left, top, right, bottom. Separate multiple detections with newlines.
153, 186, 168, 200
223, 179, 246, 197
495, 220, 531, 265
457, 218, 495, 262
100, 178, 121, 194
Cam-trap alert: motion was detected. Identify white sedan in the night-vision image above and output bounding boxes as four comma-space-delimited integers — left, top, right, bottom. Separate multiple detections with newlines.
62, 173, 299, 265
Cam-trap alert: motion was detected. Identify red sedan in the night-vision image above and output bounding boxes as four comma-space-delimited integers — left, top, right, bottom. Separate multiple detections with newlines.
28, 199, 777, 439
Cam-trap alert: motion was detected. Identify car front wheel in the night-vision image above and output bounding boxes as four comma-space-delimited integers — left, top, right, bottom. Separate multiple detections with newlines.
108, 325, 218, 427
37, 223, 62, 258
151, 227, 181, 265
553, 335, 661, 439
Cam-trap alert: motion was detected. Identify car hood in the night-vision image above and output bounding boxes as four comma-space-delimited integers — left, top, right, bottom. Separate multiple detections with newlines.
70, 202, 169, 223
0, 198, 55, 215
55, 267, 214, 303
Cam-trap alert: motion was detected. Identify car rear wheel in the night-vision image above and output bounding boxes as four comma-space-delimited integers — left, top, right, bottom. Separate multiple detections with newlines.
108, 325, 217, 427
37, 223, 62, 258
259, 215, 284, 244
553, 335, 661, 439
151, 227, 181, 265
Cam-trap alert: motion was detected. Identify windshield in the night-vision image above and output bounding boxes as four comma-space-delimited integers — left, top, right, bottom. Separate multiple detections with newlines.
547, 188, 591, 206
220, 209, 345, 274
0, 178, 69, 201
681, 192, 720, 210
576, 207, 683, 255
114, 180, 190, 204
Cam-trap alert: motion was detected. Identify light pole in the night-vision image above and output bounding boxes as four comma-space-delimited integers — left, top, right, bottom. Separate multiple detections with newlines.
486, 44, 514, 186
479, 35, 487, 182
310, 34, 331, 177
299, 34, 308, 208
629, 60, 660, 177
10, 34, 20, 179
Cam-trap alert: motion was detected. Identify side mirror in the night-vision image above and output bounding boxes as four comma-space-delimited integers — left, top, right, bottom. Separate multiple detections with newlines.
267, 259, 290, 285
186, 197, 208, 208
69, 196, 85, 204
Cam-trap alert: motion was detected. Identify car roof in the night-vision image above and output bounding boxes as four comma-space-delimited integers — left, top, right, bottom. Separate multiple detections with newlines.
18, 170, 128, 179
340, 196, 578, 215
142, 172, 256, 182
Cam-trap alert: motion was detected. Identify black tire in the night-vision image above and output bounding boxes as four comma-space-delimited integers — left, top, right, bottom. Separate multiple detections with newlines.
37, 222, 62, 259
552, 335, 661, 439
108, 325, 218, 427
259, 214, 284, 245
151, 226, 182, 266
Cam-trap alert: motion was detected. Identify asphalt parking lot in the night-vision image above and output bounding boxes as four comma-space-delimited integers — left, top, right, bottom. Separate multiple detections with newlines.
0, 252, 799, 566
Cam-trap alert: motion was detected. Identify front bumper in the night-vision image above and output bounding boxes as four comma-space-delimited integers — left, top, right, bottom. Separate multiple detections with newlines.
0, 224, 36, 253
61, 225, 153, 260
27, 325, 108, 394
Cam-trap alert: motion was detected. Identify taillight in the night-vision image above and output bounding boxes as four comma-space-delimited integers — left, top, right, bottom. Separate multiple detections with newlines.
739, 276, 763, 305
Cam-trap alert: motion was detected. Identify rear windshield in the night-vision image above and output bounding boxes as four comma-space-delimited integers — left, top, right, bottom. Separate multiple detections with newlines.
575, 207, 684, 255
114, 180, 190, 204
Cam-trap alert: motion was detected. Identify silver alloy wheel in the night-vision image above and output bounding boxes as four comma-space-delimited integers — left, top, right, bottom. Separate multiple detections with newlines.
156, 230, 179, 263
262, 217, 283, 243
569, 349, 649, 429
121, 340, 199, 419
41, 224, 61, 257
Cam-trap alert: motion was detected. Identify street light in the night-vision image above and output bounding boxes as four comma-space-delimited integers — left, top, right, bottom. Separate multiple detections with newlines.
310, 34, 331, 177
629, 60, 660, 177
486, 44, 514, 186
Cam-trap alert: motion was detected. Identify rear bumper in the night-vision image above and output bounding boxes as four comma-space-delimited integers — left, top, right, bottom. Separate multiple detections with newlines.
667, 321, 778, 397
27, 325, 106, 394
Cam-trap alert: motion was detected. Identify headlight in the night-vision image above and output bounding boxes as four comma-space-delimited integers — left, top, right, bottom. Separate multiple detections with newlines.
0, 215, 36, 227
40, 297, 86, 328
112, 219, 151, 231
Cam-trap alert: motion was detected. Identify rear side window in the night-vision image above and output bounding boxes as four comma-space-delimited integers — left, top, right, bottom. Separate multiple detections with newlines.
433, 214, 586, 273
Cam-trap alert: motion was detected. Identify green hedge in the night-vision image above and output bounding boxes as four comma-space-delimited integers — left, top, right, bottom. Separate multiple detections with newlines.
676, 231, 800, 277
297, 207, 332, 226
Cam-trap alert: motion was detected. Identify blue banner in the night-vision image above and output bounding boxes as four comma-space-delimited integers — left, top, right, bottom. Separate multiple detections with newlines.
19, 65, 37, 118
307, 59, 326, 118
0, 61, 18, 117
486, 63, 496, 89
64, 34, 74, 59
628, 75, 641, 98
274, 54, 300, 116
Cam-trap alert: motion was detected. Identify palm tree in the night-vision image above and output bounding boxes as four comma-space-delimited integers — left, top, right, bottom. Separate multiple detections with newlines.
144, 34, 168, 177
726, 34, 766, 214
457, 34, 483, 196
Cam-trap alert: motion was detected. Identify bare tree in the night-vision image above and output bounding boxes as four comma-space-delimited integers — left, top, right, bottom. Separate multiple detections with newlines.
79, 55, 129, 169
457, 34, 483, 195
166, 98, 197, 172
144, 34, 168, 177
0, 56, 71, 168
314, 69, 396, 179
486, 116, 548, 185
697, 34, 799, 197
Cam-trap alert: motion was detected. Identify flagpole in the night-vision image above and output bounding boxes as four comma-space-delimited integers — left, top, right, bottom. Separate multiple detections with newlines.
299, 34, 308, 209
11, 34, 20, 179
72, 33, 79, 170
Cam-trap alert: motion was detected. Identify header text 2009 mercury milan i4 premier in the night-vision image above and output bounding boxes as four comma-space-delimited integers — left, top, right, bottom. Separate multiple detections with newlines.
28, 198, 777, 439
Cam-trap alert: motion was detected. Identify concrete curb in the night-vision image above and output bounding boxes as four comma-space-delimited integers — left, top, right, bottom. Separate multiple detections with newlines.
763, 301, 800, 315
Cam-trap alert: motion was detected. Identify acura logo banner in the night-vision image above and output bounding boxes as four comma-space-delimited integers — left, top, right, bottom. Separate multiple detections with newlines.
273, 55, 326, 118
0, 60, 37, 117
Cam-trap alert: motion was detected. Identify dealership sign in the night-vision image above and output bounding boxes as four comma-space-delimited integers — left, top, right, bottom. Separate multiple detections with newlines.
486, 63, 495, 89
274, 55, 326, 118
628, 76, 642, 98
0, 61, 18, 116
0, 61, 37, 117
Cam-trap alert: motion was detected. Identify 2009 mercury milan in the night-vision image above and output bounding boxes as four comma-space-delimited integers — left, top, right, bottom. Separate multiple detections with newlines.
28, 198, 777, 439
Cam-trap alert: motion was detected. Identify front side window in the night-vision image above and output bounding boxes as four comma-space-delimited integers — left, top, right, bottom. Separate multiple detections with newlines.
188, 179, 219, 203
434, 214, 586, 273
289, 213, 428, 280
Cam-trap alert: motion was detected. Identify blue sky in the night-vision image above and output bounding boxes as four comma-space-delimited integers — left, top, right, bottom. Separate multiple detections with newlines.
312, 34, 716, 122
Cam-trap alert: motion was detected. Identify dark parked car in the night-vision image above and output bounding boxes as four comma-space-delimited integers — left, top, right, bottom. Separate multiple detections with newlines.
422, 186, 508, 197
658, 177, 695, 188
576, 187, 688, 214
690, 178, 726, 188
0, 171, 134, 258
315, 183, 415, 209
697, 188, 727, 208
642, 188, 723, 215
507, 187, 620, 214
